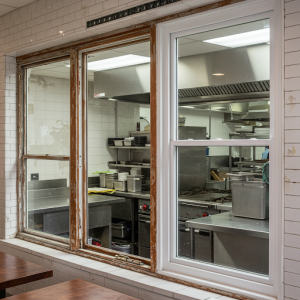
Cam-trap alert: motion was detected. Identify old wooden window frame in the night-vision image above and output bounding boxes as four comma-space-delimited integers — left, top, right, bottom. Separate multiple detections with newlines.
17, 24, 157, 270
17, 56, 73, 247
78, 30, 155, 269
15, 0, 263, 283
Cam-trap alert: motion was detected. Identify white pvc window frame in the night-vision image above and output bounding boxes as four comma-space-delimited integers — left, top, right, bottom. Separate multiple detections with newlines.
157, 0, 283, 299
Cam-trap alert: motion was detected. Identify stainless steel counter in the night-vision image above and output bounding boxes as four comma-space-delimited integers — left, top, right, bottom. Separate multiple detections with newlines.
186, 212, 269, 239
28, 194, 125, 214
178, 193, 232, 211
110, 190, 150, 199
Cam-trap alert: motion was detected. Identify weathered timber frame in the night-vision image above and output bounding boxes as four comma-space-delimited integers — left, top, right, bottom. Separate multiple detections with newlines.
17, 55, 72, 246
80, 30, 153, 267
16, 0, 248, 283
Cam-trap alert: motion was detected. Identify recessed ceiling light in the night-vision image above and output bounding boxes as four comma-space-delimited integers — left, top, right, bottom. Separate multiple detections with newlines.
212, 73, 224, 76
88, 54, 150, 71
203, 28, 270, 48
212, 106, 226, 110
181, 106, 194, 109
66, 54, 150, 70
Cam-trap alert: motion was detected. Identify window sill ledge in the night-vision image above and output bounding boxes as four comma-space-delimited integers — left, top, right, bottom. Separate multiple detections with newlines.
0, 238, 234, 300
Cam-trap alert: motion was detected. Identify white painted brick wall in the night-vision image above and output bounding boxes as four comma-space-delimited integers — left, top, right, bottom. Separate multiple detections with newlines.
0, 55, 17, 240
285, 1, 300, 299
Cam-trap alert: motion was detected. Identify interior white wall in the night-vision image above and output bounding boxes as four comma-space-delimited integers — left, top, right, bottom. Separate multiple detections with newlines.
26, 74, 70, 183
87, 82, 140, 177
27, 75, 70, 157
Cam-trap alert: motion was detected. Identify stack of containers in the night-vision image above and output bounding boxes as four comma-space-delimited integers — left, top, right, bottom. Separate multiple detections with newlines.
113, 172, 129, 191
130, 167, 141, 175
134, 136, 147, 146
104, 173, 118, 189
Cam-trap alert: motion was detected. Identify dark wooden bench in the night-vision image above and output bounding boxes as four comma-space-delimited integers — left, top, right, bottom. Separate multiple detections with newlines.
0, 251, 53, 299
7, 279, 139, 299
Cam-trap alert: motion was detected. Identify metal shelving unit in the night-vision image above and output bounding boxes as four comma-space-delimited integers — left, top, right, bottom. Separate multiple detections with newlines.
108, 163, 150, 169
234, 161, 266, 167
109, 146, 150, 150
229, 132, 269, 172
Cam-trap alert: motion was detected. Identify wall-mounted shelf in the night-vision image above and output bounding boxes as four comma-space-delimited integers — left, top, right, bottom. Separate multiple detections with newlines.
108, 163, 150, 169
109, 146, 150, 150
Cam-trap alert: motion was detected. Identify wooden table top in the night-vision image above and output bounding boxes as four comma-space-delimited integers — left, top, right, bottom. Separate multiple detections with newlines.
8, 279, 139, 299
0, 252, 53, 290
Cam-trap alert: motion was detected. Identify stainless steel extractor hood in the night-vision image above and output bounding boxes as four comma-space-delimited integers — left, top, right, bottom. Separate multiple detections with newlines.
93, 44, 270, 111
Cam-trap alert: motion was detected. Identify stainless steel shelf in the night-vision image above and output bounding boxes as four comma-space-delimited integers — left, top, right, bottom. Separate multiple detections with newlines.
229, 133, 270, 138
234, 161, 266, 166
108, 163, 151, 169
109, 146, 150, 150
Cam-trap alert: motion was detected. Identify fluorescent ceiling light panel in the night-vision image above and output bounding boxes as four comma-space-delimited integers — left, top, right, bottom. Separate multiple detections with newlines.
88, 54, 150, 71
203, 28, 270, 48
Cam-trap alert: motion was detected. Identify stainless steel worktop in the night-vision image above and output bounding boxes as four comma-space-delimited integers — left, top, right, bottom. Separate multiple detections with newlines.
186, 212, 269, 239
110, 190, 150, 199
178, 193, 232, 211
28, 194, 125, 214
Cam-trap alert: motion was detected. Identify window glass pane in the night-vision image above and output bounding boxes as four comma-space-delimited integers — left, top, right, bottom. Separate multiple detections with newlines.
26, 59, 70, 155
26, 159, 70, 239
86, 42, 151, 258
177, 19, 270, 139
177, 145, 269, 275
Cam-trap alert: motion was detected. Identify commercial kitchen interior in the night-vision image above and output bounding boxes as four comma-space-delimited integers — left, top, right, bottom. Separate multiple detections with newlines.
25, 18, 270, 276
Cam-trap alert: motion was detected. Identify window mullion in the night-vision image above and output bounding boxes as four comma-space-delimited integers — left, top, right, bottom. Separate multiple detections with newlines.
69, 47, 80, 251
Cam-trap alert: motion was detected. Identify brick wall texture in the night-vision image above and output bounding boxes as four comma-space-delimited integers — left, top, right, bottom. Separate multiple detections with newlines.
284, 1, 300, 300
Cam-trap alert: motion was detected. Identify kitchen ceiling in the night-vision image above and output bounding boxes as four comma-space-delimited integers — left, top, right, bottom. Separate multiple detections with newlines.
0, 0, 36, 17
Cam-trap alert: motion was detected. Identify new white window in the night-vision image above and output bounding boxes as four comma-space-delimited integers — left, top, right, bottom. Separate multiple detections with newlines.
157, 0, 282, 299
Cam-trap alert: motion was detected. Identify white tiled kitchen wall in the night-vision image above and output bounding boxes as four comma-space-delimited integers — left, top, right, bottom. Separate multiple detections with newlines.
87, 81, 140, 176
284, 1, 300, 300
26, 74, 70, 183
27, 75, 70, 156
87, 81, 116, 176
